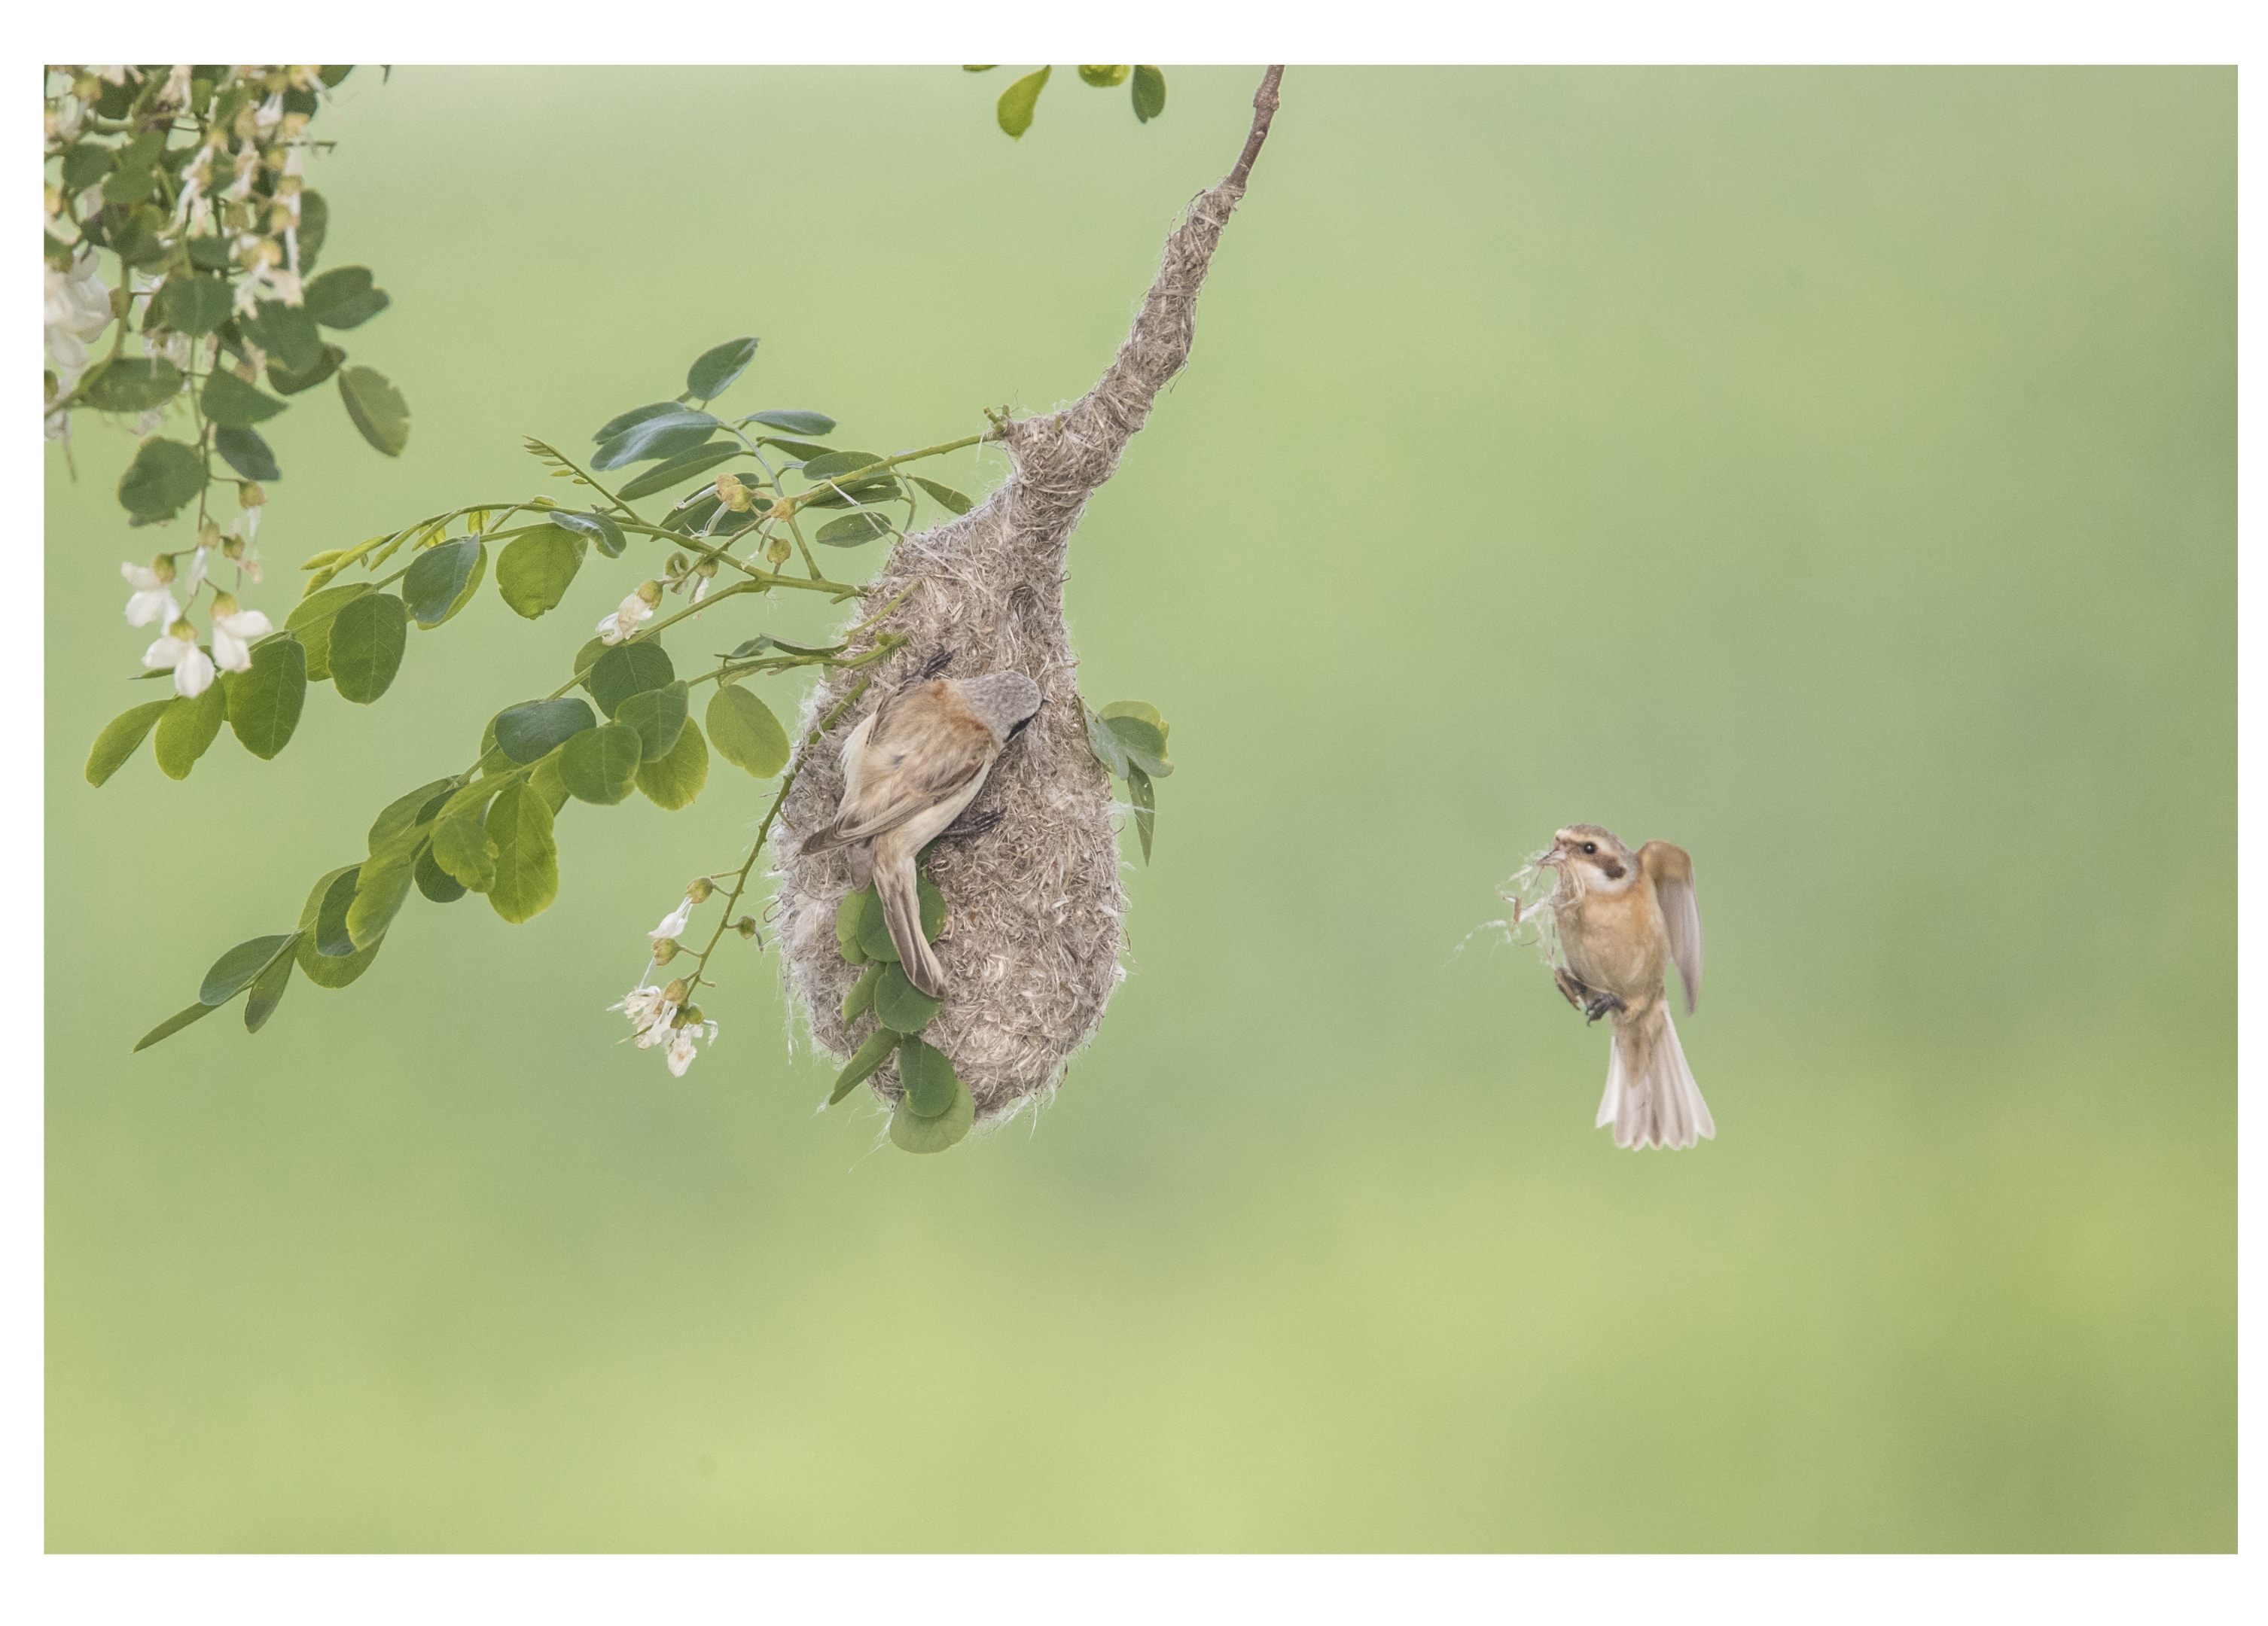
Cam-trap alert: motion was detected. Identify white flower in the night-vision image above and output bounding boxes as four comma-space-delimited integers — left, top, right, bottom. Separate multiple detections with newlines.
209, 594, 272, 672
156, 65, 194, 108
254, 92, 285, 133
120, 560, 178, 628
666, 1016, 718, 1077
181, 546, 211, 598
143, 620, 215, 699
612, 985, 669, 1032
93, 65, 138, 87
649, 897, 696, 942
44, 253, 112, 383
47, 99, 84, 143
596, 590, 657, 645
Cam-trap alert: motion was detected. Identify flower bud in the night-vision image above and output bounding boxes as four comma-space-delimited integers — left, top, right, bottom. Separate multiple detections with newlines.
765, 537, 792, 567
686, 878, 715, 903
280, 111, 310, 139
651, 937, 679, 964
767, 497, 794, 521
677, 1004, 704, 1028
167, 617, 197, 641
636, 580, 663, 607
238, 481, 265, 507
734, 917, 761, 941
197, 519, 223, 550
663, 978, 690, 1006
151, 554, 177, 586
222, 536, 245, 561
715, 473, 754, 513
212, 592, 239, 618
666, 552, 690, 580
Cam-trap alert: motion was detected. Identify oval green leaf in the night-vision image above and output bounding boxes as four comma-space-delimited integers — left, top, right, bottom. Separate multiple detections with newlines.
1131, 65, 1166, 123
221, 634, 306, 760
616, 681, 690, 761
304, 266, 389, 329
158, 275, 232, 336
495, 696, 596, 763
212, 424, 280, 482
828, 1025, 902, 1106
117, 437, 206, 519
242, 299, 323, 373
338, 364, 410, 457
592, 401, 680, 444
202, 369, 287, 427
154, 681, 227, 780
874, 963, 943, 1036
285, 582, 374, 682
84, 357, 183, 413
1102, 713, 1172, 777
706, 687, 790, 777
134, 1000, 219, 1052
86, 698, 172, 787
367, 778, 456, 852
413, 842, 467, 904
614, 445, 745, 502
297, 866, 382, 986
889, 1068, 974, 1153
836, 890, 870, 965
486, 779, 560, 923
242, 945, 297, 1031
401, 537, 485, 628
267, 342, 344, 396
686, 336, 759, 403
841, 962, 883, 1024
813, 513, 892, 547
592, 409, 719, 471
548, 510, 626, 559
495, 528, 584, 620
587, 641, 675, 719
799, 450, 885, 483
557, 723, 644, 805
346, 833, 425, 949
636, 716, 708, 810
328, 592, 408, 704
997, 65, 1050, 137
431, 814, 499, 891
746, 409, 835, 437
910, 476, 973, 515
200, 933, 297, 1006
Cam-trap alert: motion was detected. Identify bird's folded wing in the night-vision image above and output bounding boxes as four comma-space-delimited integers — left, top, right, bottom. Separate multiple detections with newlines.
817, 694, 995, 847
1639, 840, 1703, 1013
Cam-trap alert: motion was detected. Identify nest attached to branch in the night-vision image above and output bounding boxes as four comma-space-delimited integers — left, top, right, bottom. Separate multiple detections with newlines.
770, 72, 1282, 1123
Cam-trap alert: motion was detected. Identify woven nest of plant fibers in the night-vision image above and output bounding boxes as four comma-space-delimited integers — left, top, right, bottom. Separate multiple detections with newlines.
771, 140, 1266, 1124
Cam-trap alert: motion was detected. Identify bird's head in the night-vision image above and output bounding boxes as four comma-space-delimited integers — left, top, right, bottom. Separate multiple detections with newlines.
1539, 824, 1636, 894
959, 671, 1044, 744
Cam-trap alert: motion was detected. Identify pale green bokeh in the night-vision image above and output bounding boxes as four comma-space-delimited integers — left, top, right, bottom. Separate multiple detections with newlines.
45, 67, 2233, 1551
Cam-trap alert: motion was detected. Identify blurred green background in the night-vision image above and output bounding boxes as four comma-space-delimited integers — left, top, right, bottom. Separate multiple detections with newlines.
44, 67, 2233, 1551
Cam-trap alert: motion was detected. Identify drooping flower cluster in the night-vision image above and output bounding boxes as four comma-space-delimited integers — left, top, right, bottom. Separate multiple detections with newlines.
607, 878, 764, 1076
127, 560, 273, 697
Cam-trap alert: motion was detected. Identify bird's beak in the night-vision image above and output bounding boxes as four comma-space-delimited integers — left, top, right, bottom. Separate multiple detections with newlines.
1535, 848, 1559, 869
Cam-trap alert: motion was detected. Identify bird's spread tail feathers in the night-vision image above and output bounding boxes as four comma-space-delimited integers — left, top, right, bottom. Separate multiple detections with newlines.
1597, 1006, 1714, 1150
876, 860, 946, 998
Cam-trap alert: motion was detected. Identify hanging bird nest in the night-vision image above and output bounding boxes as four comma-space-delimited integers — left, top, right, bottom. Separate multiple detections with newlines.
771, 69, 1285, 1125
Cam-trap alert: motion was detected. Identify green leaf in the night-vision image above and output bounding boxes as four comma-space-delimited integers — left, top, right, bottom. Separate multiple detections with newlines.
889, 1066, 974, 1153
706, 687, 790, 777
1131, 65, 1167, 122
306, 865, 362, 958
855, 880, 947, 965
757, 437, 836, 463
243, 944, 298, 1031
1099, 699, 1169, 743
221, 634, 306, 760
813, 513, 892, 547
573, 637, 609, 681
616, 681, 689, 760
910, 476, 974, 515
800, 479, 901, 510
592, 409, 719, 470
347, 833, 425, 949
267, 343, 344, 396
86, 699, 172, 787
201, 934, 297, 1006
296, 880, 382, 986
328, 592, 408, 704
212, 425, 280, 482
841, 962, 883, 1023
431, 815, 499, 891
1126, 763, 1154, 863
495, 696, 596, 763
557, 722, 643, 805
837, 890, 871, 965
547, 510, 626, 559
158, 275, 233, 336
285, 582, 373, 682
587, 641, 674, 717
920, 878, 947, 942
896, 1034, 962, 1116
242, 299, 323, 373
486, 779, 560, 923
338, 365, 410, 457
799, 450, 885, 483
1085, 709, 1130, 778
1102, 713, 1172, 777
875, 963, 943, 1035
636, 717, 708, 810
103, 163, 157, 207
727, 633, 841, 659
1079, 65, 1132, 87
84, 357, 183, 413
686, 336, 759, 403
202, 369, 287, 427
154, 681, 228, 780
592, 401, 680, 444
303, 266, 390, 329
186, 233, 232, 271
746, 409, 835, 437
494, 528, 584, 620
61, 142, 113, 190
368, 778, 456, 851
402, 537, 486, 628
997, 65, 1051, 137
134, 1000, 219, 1052
117, 437, 207, 519
614, 445, 744, 502
828, 1025, 902, 1105
413, 841, 467, 903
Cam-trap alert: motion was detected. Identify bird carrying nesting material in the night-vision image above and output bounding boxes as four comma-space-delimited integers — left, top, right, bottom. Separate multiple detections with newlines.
771, 69, 1286, 1127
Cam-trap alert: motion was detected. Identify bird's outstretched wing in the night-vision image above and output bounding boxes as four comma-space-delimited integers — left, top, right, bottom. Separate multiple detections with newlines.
799, 684, 994, 853
1639, 840, 1703, 1014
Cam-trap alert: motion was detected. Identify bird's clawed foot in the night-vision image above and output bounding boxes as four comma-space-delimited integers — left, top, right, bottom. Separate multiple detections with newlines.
1584, 992, 1626, 1025
939, 804, 1004, 842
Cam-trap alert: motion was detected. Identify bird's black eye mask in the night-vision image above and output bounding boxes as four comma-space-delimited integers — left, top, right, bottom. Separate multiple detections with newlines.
1007, 697, 1043, 741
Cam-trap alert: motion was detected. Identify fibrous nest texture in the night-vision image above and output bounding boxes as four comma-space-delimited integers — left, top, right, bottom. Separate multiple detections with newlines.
772, 168, 1255, 1122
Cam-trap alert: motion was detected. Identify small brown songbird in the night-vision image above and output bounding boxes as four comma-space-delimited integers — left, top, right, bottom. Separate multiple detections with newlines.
1536, 824, 1713, 1150
798, 668, 1043, 997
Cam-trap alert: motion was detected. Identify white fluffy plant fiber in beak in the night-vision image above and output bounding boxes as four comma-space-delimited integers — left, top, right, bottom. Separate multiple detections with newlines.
772, 71, 1284, 1125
